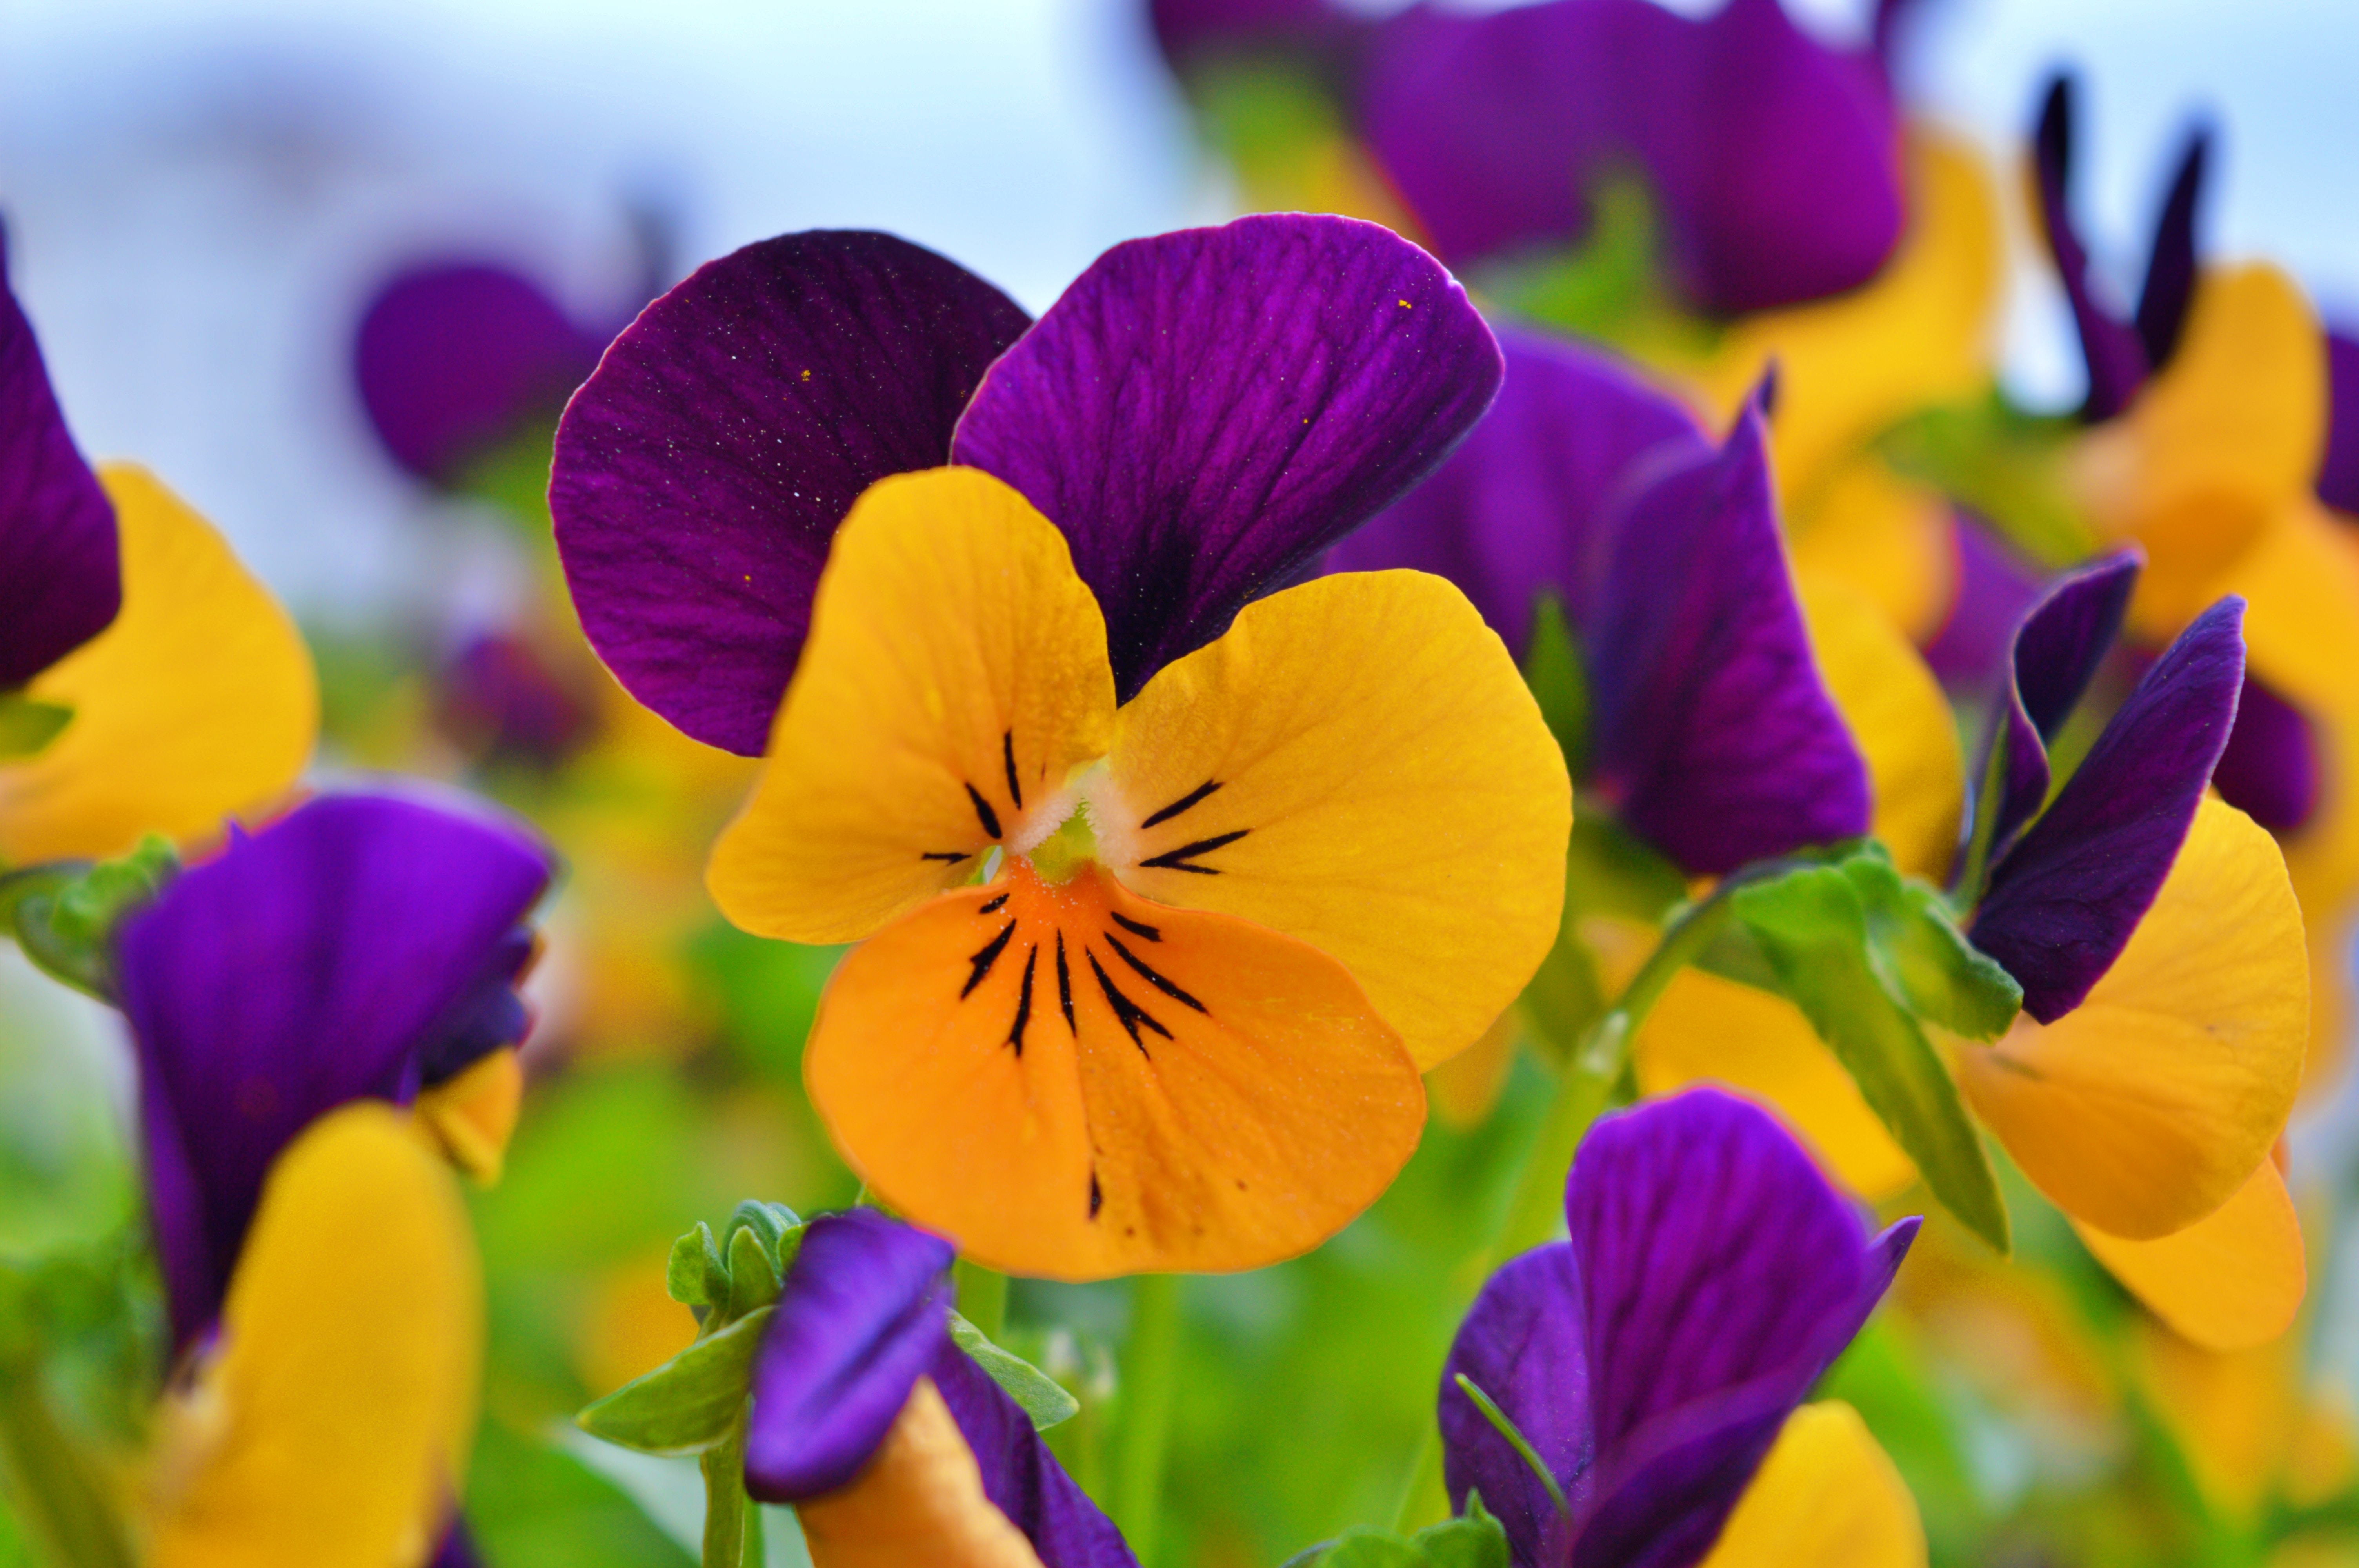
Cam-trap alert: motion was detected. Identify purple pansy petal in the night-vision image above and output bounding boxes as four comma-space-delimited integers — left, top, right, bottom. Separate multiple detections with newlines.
552, 231, 1031, 755
428, 1520, 481, 1568
951, 212, 1502, 701
1567, 1376, 1809, 1568
1439, 1244, 1592, 1568
114, 793, 552, 1347
2319, 329, 2359, 515
1921, 512, 2048, 695
2133, 129, 2209, 373
1327, 329, 1706, 656
411, 925, 537, 1088
435, 631, 599, 772
1150, 0, 1358, 73
743, 1212, 954, 1502
0, 227, 119, 689
2034, 76, 2150, 422
1585, 402, 1872, 875
2209, 668, 2319, 833
932, 1338, 1140, 1568
1973, 597, 2246, 1022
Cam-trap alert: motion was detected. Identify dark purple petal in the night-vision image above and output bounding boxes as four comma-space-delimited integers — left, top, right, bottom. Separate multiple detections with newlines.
1150, 0, 1358, 73
2134, 129, 2209, 374
743, 1212, 954, 1502
1974, 597, 2246, 1022
2209, 668, 2319, 834
2033, 76, 2150, 422
951, 213, 1502, 701
428, 1519, 481, 1568
2318, 329, 2359, 515
114, 793, 553, 1347
0, 225, 119, 688
1584, 402, 1871, 875
932, 1339, 1140, 1568
1921, 512, 2048, 695
1326, 329, 1706, 657
1567, 1377, 1805, 1568
1439, 1244, 1591, 1568
552, 232, 1031, 755
434, 631, 599, 772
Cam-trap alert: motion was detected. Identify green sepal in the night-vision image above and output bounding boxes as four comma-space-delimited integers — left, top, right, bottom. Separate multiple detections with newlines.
725, 1225, 781, 1319
0, 696, 71, 759
1732, 864, 2011, 1253
1300, 1495, 1510, 1568
948, 1312, 1079, 1432
575, 1305, 774, 1457
666, 1223, 730, 1310
1841, 849, 2021, 1041
1521, 595, 1589, 777
0, 836, 178, 1002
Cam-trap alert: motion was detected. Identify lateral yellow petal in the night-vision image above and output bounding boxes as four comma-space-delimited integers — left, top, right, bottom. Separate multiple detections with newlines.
709, 468, 1117, 945
1788, 461, 1956, 646
1796, 571, 1963, 883
2077, 1157, 2305, 1352
1698, 1401, 1927, 1568
1098, 569, 1570, 1070
1426, 1010, 1521, 1132
413, 1046, 525, 1184
150, 1103, 480, 1568
798, 1379, 1044, 1568
2135, 1320, 2303, 1517
1633, 965, 1917, 1201
1955, 796, 2307, 1238
0, 465, 316, 864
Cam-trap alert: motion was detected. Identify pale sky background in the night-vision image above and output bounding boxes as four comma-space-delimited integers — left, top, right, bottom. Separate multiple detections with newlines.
1, 0, 2354, 617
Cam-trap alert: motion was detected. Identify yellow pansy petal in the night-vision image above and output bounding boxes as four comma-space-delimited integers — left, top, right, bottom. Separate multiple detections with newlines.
413, 1047, 524, 1183
1788, 460, 1956, 646
1699, 1402, 1927, 1568
151, 1103, 480, 1568
709, 467, 1116, 945
1097, 569, 1570, 1070
1796, 571, 1963, 882
2136, 1319, 2302, 1516
0, 465, 316, 864
798, 1379, 1043, 1568
2079, 1157, 2306, 1353
1633, 965, 1916, 1200
806, 865, 1423, 1280
1955, 796, 2307, 1238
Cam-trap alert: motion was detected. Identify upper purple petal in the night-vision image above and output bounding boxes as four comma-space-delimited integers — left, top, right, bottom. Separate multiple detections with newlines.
1973, 597, 2246, 1022
2319, 329, 2359, 515
1326, 329, 1706, 656
2211, 668, 2320, 834
1584, 402, 1872, 875
931, 1337, 1140, 1568
1920, 512, 2047, 696
950, 212, 1502, 701
1358, 0, 1904, 316
743, 1211, 954, 1502
114, 793, 553, 1348
1439, 1243, 1592, 1568
2133, 129, 2209, 373
0, 225, 119, 689
552, 231, 1032, 755
2033, 76, 2150, 422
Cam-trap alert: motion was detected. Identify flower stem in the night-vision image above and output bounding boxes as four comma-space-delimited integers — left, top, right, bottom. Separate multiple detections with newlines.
1112, 1272, 1183, 1562
0, 1362, 136, 1568
702, 1419, 751, 1568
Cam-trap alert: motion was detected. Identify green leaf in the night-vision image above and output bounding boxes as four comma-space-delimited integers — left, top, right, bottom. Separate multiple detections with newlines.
1413, 1496, 1510, 1568
576, 1306, 774, 1457
0, 837, 177, 1001
1732, 866, 2010, 1252
947, 1313, 1079, 1432
0, 697, 70, 759
723, 1225, 780, 1319
1564, 816, 1686, 925
1314, 1532, 1424, 1568
1521, 595, 1589, 777
665, 1224, 729, 1310
1840, 853, 2021, 1041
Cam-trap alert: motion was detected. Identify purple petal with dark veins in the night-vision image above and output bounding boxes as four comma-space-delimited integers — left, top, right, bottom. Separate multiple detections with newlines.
0, 225, 119, 688
1973, 597, 2246, 1022
743, 1211, 954, 1502
1921, 511, 2048, 696
1584, 402, 1871, 875
2133, 129, 2209, 374
114, 793, 552, 1348
552, 231, 1031, 755
2209, 667, 2318, 834
2319, 329, 2359, 516
1326, 328, 1706, 657
932, 1335, 1140, 1568
2034, 76, 2150, 422
1439, 1244, 1592, 1568
951, 212, 1501, 701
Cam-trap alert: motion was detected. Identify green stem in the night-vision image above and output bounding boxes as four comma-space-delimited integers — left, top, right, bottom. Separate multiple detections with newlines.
1112, 1273, 1183, 1562
954, 1256, 1009, 1342
702, 1420, 750, 1568
0, 1364, 136, 1568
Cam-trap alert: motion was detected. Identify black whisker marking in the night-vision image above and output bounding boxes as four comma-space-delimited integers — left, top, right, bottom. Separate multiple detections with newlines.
961, 921, 1016, 999
1139, 828, 1250, 875
964, 782, 1004, 840
1105, 934, 1207, 1014
921, 850, 968, 863
1088, 1170, 1103, 1220
1006, 946, 1038, 1055
1001, 731, 1023, 810
1055, 932, 1076, 1032
1110, 910, 1162, 942
1140, 779, 1222, 829
979, 893, 1009, 914
1087, 948, 1172, 1056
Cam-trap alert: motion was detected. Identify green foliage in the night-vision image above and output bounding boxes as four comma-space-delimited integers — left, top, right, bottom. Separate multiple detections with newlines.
578, 1307, 776, 1458
466, 1421, 695, 1568
1842, 847, 2023, 1040
1878, 397, 2091, 568
0, 698, 70, 760
949, 1312, 1080, 1432
1521, 596, 1588, 777
1304, 1497, 1511, 1568
0, 837, 177, 1001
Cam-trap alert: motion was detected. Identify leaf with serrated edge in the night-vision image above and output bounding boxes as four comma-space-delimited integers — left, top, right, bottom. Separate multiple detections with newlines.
947, 1312, 1078, 1431
576, 1305, 773, 1457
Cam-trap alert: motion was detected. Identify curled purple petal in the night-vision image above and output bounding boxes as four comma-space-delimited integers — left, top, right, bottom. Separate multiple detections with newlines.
552, 231, 1031, 755
2209, 667, 2319, 834
0, 226, 119, 688
2133, 128, 2210, 373
1973, 597, 2246, 1022
1438, 1244, 1591, 1568
951, 212, 1502, 701
114, 793, 553, 1347
1921, 511, 2048, 696
2319, 329, 2359, 516
2034, 76, 2150, 422
1585, 402, 1871, 875
1326, 329, 1706, 656
743, 1212, 954, 1502
931, 1338, 1140, 1568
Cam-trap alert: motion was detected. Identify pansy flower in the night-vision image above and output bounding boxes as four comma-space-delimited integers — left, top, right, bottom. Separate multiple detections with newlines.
1439, 1088, 1923, 1568
550, 214, 1570, 1278
0, 229, 316, 865
742, 1209, 1134, 1567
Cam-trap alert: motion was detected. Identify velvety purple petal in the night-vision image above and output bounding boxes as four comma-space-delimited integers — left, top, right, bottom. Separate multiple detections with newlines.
114, 793, 553, 1347
1567, 1378, 1801, 1568
2209, 668, 2319, 833
951, 212, 1502, 701
1439, 1243, 1591, 1568
2134, 129, 2209, 373
552, 231, 1031, 755
2318, 329, 2359, 516
932, 1338, 1139, 1568
0, 227, 119, 688
1325, 329, 1706, 657
1974, 597, 2246, 1022
2034, 76, 2149, 422
1584, 403, 1872, 875
743, 1211, 954, 1502
1920, 512, 2046, 695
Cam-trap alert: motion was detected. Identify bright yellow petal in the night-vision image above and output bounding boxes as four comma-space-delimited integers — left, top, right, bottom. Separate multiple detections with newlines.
2135, 1317, 2301, 1516
0, 465, 316, 864
1633, 965, 1917, 1200
1796, 571, 1963, 883
413, 1046, 524, 1184
1096, 569, 1570, 1070
2079, 1157, 2306, 1353
151, 1103, 480, 1568
805, 864, 1424, 1280
798, 1378, 1044, 1568
1698, 1401, 1927, 1568
1955, 795, 2307, 1238
709, 467, 1116, 945
1788, 460, 1956, 646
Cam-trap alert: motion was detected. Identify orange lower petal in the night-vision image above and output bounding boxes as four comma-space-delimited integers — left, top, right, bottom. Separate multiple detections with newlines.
2077, 1158, 2306, 1352
798, 1379, 1043, 1568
